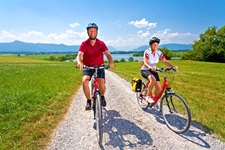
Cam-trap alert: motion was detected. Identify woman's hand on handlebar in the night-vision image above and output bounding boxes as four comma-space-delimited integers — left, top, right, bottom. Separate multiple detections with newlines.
148, 66, 156, 72
173, 66, 178, 71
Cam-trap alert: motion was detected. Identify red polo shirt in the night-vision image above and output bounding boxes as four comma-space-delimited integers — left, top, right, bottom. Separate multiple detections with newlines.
79, 38, 108, 66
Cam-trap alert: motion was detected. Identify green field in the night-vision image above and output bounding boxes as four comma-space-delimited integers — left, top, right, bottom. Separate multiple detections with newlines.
0, 55, 225, 149
112, 61, 225, 141
0, 55, 82, 149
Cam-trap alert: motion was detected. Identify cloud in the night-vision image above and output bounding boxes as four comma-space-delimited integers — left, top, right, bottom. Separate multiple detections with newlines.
137, 30, 150, 39
0, 29, 88, 45
70, 22, 80, 28
0, 30, 17, 41
152, 29, 197, 44
128, 18, 157, 29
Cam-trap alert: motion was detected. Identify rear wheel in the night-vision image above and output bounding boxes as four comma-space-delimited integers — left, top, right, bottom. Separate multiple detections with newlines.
95, 94, 103, 145
161, 93, 191, 134
136, 83, 148, 110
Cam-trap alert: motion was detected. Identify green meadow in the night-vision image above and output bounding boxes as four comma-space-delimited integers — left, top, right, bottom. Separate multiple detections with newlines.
0, 55, 82, 149
0, 54, 225, 149
112, 61, 225, 142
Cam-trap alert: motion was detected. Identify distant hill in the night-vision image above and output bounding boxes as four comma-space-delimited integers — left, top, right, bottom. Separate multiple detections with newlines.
0, 41, 192, 54
0, 41, 118, 54
131, 43, 192, 52
107, 45, 118, 52
0, 40, 79, 53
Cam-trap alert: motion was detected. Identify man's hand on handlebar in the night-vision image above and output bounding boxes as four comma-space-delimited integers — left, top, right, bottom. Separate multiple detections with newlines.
76, 63, 84, 70
109, 63, 115, 68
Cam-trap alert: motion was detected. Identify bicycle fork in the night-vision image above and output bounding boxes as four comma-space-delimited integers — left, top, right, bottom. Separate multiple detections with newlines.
92, 90, 101, 119
165, 95, 177, 114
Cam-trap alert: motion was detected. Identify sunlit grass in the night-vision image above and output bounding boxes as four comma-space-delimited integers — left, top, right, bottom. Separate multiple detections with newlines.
112, 61, 225, 141
0, 55, 48, 62
0, 56, 82, 149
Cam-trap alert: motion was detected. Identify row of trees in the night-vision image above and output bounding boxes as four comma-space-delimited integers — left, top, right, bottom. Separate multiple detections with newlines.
183, 25, 225, 62
48, 54, 76, 62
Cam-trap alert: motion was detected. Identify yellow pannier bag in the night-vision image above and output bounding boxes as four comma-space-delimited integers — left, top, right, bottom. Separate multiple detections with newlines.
131, 78, 142, 92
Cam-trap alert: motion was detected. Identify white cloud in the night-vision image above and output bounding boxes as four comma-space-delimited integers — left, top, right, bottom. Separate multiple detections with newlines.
137, 30, 150, 39
0, 27, 197, 48
128, 18, 157, 29
152, 29, 197, 44
70, 23, 80, 28
0, 30, 17, 41
0, 29, 88, 45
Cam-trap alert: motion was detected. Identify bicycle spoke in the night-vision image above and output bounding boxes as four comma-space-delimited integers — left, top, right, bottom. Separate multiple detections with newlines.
95, 94, 103, 145
136, 83, 149, 110
161, 93, 191, 134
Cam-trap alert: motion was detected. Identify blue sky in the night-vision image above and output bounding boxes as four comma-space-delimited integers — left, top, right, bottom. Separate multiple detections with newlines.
0, 0, 225, 50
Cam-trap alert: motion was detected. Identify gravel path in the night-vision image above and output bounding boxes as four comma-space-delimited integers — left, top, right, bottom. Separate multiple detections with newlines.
46, 70, 225, 150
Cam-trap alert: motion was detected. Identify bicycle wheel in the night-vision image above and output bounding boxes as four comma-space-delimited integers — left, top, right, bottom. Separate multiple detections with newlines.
136, 83, 148, 110
95, 93, 103, 145
160, 93, 191, 134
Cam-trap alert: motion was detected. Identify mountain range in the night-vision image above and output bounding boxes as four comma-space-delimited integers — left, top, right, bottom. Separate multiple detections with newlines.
131, 43, 192, 51
0, 40, 192, 54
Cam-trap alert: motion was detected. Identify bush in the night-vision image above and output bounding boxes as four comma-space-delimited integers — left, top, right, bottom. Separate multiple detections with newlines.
120, 58, 126, 62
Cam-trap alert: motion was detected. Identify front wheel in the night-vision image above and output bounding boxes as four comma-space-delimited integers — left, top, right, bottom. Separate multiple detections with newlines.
160, 93, 191, 134
136, 83, 148, 110
95, 94, 103, 145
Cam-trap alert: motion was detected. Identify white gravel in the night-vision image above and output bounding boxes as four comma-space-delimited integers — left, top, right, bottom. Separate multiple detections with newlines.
46, 70, 225, 150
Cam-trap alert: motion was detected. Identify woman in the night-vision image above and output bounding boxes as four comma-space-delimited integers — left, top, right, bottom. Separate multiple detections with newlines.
141, 37, 178, 103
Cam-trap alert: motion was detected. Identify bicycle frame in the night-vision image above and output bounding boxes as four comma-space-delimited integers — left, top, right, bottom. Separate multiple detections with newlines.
141, 68, 174, 105
91, 69, 101, 102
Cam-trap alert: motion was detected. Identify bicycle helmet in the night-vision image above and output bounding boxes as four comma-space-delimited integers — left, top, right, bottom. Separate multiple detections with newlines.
86, 23, 98, 30
149, 37, 160, 45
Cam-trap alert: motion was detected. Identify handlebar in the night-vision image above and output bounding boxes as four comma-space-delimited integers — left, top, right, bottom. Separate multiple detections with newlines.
84, 65, 110, 70
153, 67, 177, 72
76, 65, 110, 70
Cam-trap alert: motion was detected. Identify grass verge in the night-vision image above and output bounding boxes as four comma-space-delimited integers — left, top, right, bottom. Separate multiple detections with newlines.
0, 56, 82, 149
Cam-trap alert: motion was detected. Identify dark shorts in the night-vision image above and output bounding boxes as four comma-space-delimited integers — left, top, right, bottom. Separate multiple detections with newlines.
83, 68, 105, 80
141, 70, 160, 81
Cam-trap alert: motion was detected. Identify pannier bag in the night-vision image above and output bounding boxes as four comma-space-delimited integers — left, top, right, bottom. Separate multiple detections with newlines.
132, 78, 142, 92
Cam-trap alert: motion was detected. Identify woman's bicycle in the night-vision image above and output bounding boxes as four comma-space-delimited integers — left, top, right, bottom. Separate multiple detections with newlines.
136, 67, 191, 134
84, 65, 109, 146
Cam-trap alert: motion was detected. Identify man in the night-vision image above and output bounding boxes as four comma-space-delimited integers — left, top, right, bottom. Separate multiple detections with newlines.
76, 23, 114, 110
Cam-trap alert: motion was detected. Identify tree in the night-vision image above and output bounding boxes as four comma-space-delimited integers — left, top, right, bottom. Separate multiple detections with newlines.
159, 47, 173, 60
183, 25, 225, 62
128, 56, 134, 62
120, 58, 126, 62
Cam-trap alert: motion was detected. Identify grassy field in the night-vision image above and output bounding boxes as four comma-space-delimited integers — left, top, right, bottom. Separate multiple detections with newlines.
111, 61, 225, 141
1, 55, 225, 149
0, 55, 82, 149
0, 54, 65, 61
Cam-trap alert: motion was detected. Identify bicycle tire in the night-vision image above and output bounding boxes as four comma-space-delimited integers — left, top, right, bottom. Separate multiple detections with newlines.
136, 83, 148, 110
160, 93, 191, 134
95, 93, 103, 145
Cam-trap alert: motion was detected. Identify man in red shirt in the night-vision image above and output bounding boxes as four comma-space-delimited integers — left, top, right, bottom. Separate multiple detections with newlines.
76, 23, 114, 110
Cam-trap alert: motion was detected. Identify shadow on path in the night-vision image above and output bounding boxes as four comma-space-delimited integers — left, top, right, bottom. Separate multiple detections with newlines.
99, 109, 153, 150
144, 107, 211, 148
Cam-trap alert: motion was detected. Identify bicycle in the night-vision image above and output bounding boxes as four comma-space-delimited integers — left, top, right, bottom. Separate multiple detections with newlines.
136, 67, 191, 134
83, 65, 109, 146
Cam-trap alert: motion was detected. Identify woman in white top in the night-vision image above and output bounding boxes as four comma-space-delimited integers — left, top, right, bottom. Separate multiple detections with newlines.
141, 37, 178, 103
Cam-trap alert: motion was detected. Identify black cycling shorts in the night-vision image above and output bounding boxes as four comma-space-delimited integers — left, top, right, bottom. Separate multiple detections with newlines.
141, 70, 160, 81
83, 68, 105, 80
